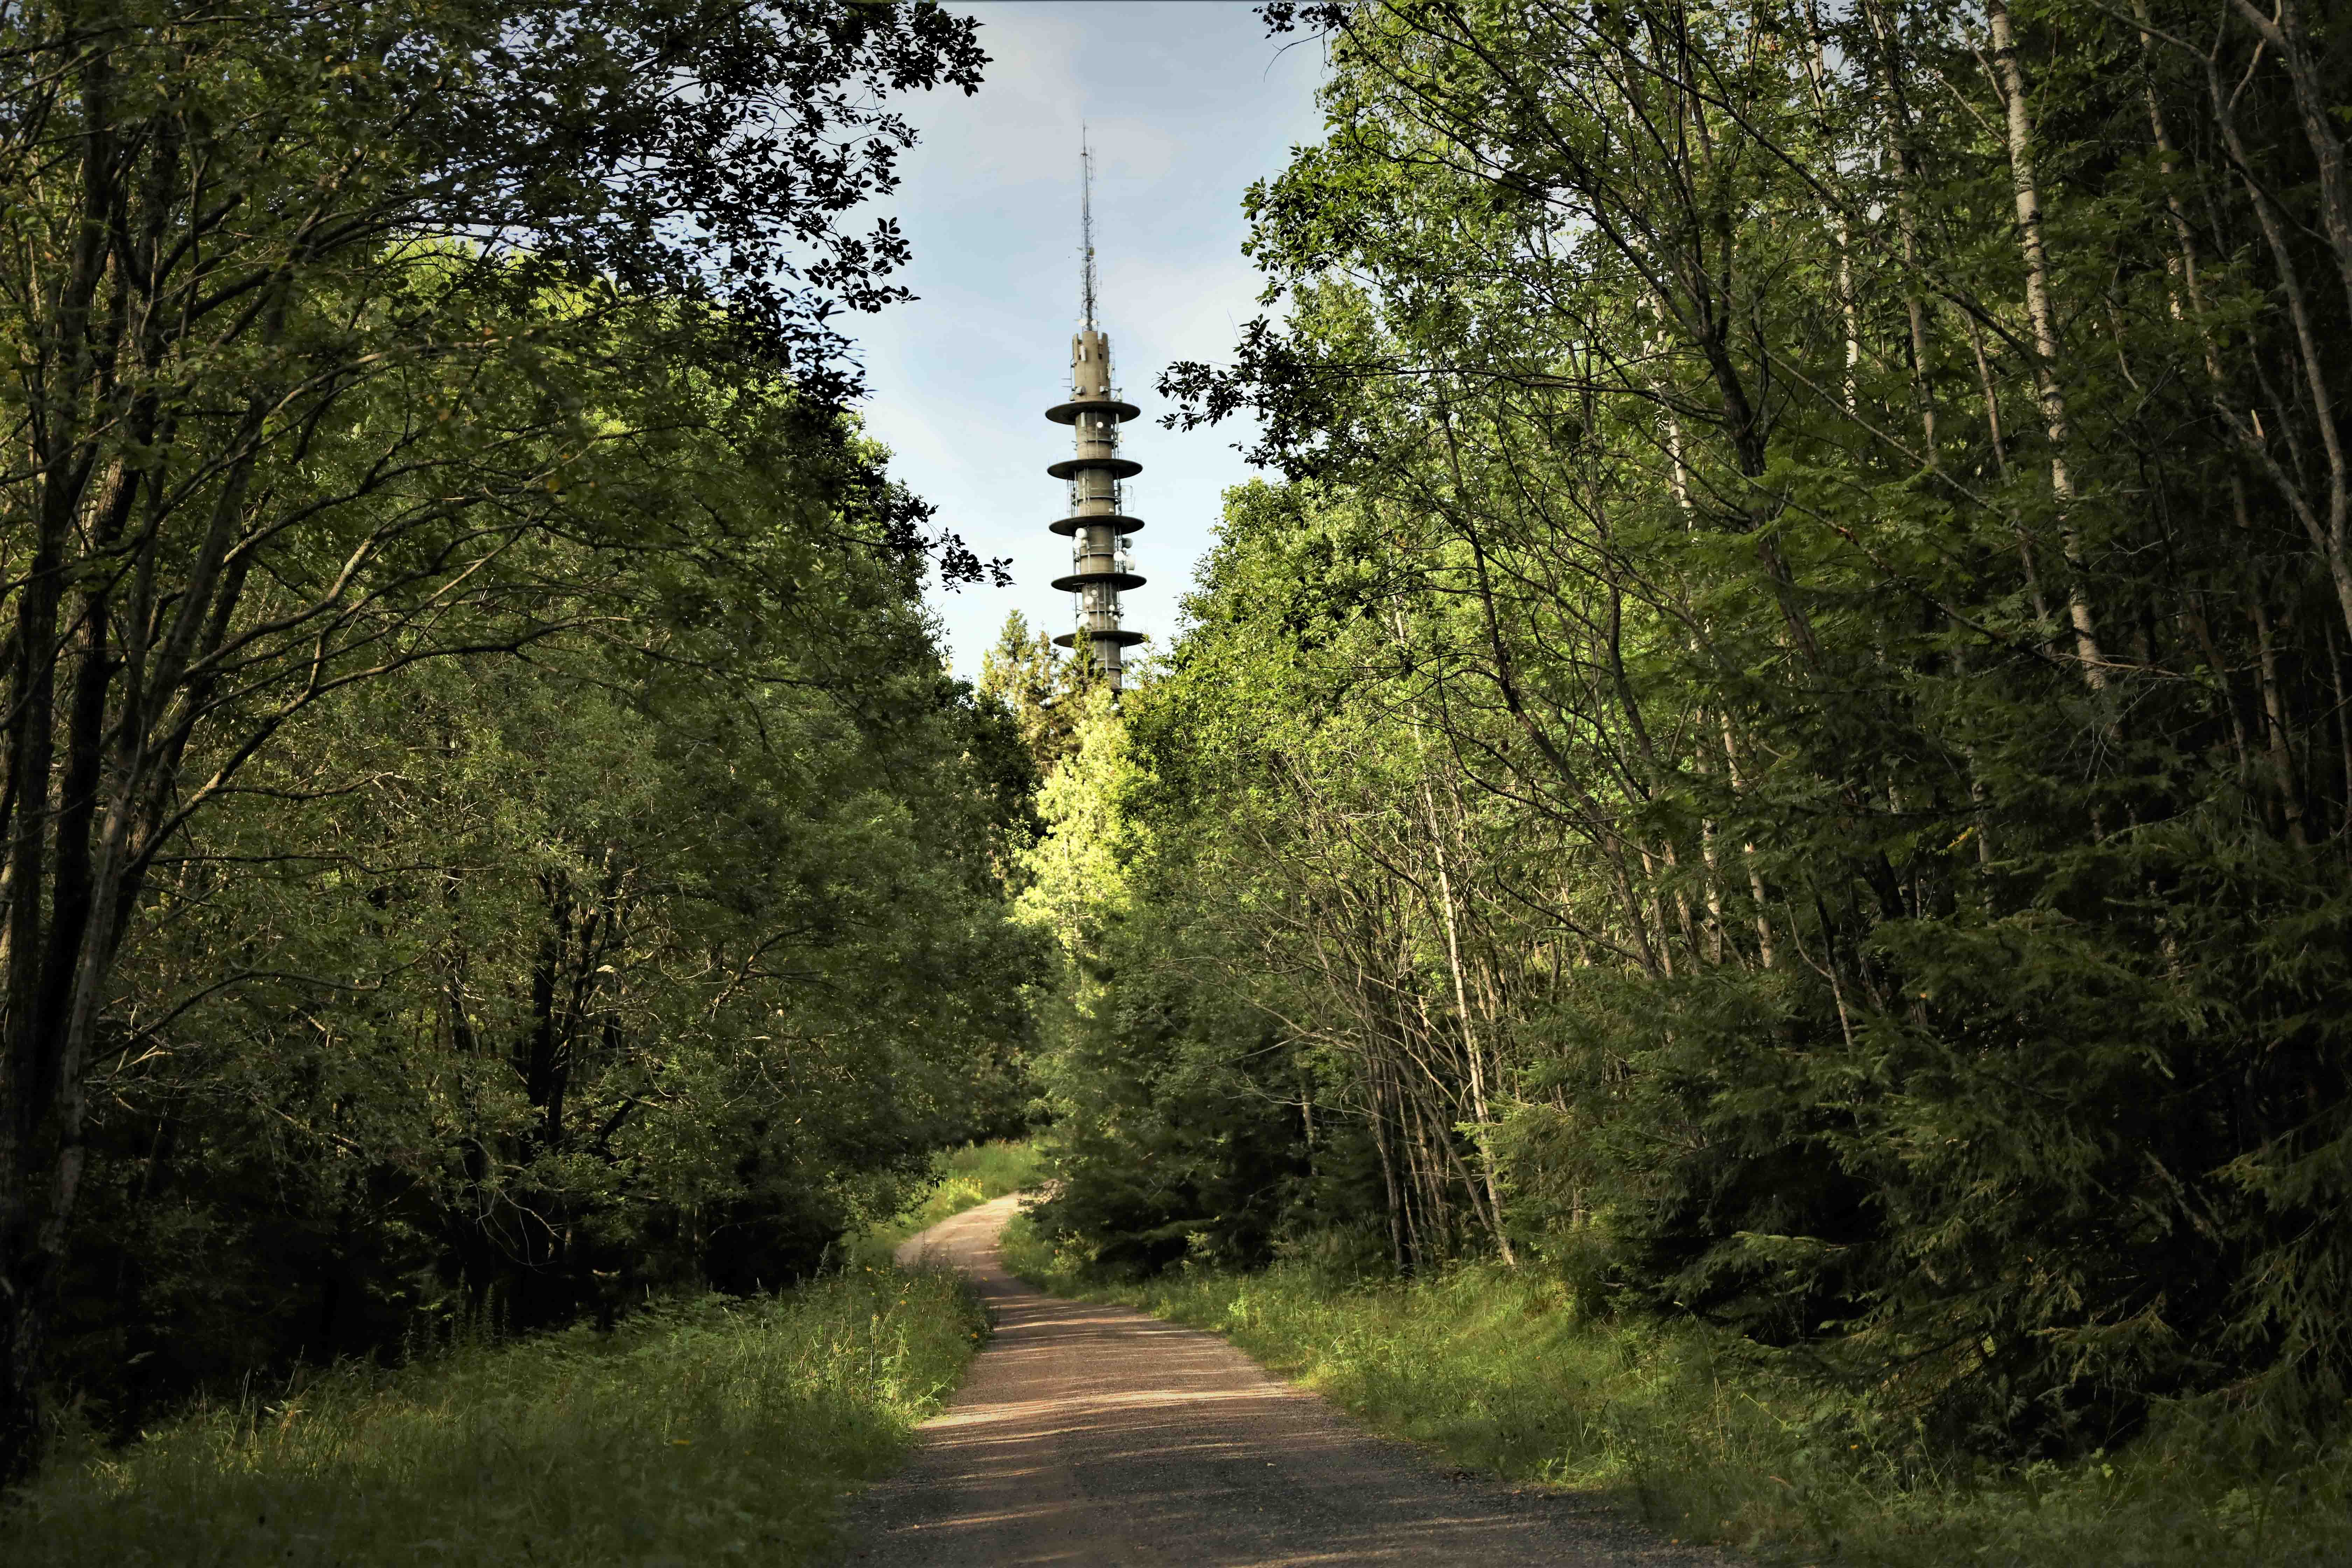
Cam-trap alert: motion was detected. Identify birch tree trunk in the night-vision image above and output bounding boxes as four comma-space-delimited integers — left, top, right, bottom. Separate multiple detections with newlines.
1986, 0, 2109, 691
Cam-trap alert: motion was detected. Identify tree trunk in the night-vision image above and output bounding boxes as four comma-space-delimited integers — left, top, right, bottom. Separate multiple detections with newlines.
1986, 0, 2108, 691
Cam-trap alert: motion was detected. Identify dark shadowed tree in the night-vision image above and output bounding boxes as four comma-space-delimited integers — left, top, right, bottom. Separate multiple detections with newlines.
0, 0, 989, 1482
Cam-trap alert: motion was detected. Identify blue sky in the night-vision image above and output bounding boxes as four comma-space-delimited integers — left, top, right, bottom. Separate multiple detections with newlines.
841, 1, 1328, 680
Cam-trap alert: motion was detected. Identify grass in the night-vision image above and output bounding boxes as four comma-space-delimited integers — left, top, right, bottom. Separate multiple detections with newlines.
863, 1138, 1041, 1251
1001, 1219, 2352, 1567
0, 1264, 988, 1567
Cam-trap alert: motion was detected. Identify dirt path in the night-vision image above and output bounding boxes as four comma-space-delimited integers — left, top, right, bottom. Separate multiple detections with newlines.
839, 1194, 1730, 1567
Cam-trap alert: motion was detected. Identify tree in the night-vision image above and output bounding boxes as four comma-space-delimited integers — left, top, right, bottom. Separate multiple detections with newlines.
1036, 0, 2352, 1455
0, 0, 989, 1482
978, 610, 1100, 780
40, 298, 1042, 1449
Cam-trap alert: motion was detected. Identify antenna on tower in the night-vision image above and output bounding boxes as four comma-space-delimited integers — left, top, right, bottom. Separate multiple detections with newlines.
1079, 127, 1097, 330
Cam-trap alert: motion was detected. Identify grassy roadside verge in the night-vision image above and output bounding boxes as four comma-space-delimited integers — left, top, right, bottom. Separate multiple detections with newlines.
1001, 1219, 2349, 1567
863, 1138, 1040, 1252
0, 1265, 987, 1567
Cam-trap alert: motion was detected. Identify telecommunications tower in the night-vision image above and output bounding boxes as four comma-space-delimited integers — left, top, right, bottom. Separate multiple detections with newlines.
1047, 133, 1146, 691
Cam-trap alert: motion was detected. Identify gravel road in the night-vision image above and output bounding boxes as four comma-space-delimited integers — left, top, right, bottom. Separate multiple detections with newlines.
838, 1194, 1734, 1567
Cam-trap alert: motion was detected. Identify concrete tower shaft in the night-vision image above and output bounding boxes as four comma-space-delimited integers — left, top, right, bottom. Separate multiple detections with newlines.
1046, 142, 1144, 690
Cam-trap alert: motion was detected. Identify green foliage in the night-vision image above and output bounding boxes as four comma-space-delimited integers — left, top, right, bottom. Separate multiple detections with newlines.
41, 329, 1046, 1427
1, 1265, 987, 1568
1016, 690, 1314, 1275
0, 1, 1033, 1475
978, 612, 1102, 785
866, 1140, 1044, 1250
1031, 0, 2352, 1471
1003, 1223, 2352, 1568
934, 1141, 1046, 1205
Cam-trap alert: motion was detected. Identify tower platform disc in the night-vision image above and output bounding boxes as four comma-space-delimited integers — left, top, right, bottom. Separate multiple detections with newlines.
1051, 570, 1148, 593
1048, 512, 1145, 537
1046, 398, 1141, 425
1047, 455, 1142, 481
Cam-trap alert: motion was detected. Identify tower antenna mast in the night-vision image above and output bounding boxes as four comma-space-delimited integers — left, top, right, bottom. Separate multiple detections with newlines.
1080, 128, 1098, 330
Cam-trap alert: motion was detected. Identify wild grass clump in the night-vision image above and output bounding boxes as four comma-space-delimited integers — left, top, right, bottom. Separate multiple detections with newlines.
1002, 1219, 2352, 1567
867, 1138, 1041, 1249
0, 1264, 987, 1568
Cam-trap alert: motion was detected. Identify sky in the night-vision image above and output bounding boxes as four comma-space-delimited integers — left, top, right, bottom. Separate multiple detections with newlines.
840, 1, 1329, 680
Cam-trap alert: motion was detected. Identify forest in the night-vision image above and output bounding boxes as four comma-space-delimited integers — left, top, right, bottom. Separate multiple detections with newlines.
1018, 0, 2352, 1476
6, 0, 2352, 1557
0, 0, 1040, 1491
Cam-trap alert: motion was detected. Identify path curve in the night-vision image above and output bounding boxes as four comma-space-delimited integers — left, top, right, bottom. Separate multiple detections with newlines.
840, 1194, 1731, 1567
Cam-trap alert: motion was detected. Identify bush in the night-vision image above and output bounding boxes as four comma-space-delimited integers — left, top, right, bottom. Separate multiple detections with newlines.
1001, 1223, 2352, 1568
1, 1265, 987, 1567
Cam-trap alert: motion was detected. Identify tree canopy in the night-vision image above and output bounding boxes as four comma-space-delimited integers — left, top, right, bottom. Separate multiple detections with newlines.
0, 0, 1027, 1483
1027, 0, 2352, 1460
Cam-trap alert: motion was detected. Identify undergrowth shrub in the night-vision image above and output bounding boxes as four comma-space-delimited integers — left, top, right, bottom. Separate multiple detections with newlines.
1003, 1219, 2352, 1568
866, 1139, 1042, 1250
0, 1265, 986, 1567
